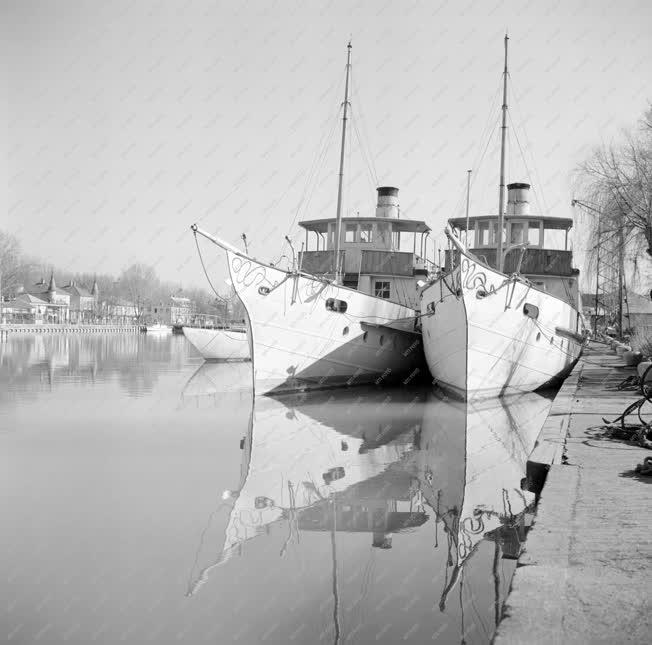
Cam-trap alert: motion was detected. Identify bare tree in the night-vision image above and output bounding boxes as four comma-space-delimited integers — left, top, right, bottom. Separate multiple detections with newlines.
577, 105, 652, 261
119, 263, 159, 320
0, 230, 31, 298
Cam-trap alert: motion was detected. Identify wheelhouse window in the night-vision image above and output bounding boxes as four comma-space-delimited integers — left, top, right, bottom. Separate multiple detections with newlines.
374, 281, 390, 299
360, 223, 373, 243
510, 222, 526, 244
528, 221, 541, 246
345, 224, 356, 243
476, 221, 490, 247
491, 222, 506, 246
376, 221, 391, 247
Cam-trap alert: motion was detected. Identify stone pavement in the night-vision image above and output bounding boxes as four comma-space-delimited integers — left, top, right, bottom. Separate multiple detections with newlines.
495, 342, 652, 645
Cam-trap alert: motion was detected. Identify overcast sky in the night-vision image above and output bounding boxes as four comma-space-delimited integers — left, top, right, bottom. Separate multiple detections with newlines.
3, 0, 651, 291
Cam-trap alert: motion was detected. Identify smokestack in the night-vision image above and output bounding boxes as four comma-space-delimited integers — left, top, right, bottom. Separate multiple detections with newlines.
506, 182, 531, 216
375, 186, 399, 218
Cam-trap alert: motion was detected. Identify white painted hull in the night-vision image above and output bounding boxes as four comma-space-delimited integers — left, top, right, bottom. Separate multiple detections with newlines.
421, 255, 584, 399
183, 326, 250, 361
224, 250, 424, 395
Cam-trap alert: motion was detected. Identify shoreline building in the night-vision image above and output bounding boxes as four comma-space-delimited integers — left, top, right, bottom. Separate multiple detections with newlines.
142, 296, 193, 325
26, 274, 71, 323
62, 278, 99, 323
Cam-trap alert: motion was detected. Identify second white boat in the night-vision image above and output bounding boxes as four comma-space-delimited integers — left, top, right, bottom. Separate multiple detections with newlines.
183, 325, 250, 361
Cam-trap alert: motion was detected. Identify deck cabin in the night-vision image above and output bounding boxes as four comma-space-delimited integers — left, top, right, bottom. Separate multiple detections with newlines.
298, 187, 431, 309
448, 183, 580, 307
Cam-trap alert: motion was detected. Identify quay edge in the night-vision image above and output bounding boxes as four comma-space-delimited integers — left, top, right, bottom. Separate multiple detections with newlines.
495, 342, 652, 644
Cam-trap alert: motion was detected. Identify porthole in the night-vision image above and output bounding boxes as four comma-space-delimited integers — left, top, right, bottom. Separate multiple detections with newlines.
362, 331, 368, 342
379, 335, 384, 346
523, 303, 539, 319
536, 332, 541, 341
323, 467, 345, 484
258, 286, 270, 296
326, 298, 347, 313
342, 326, 349, 336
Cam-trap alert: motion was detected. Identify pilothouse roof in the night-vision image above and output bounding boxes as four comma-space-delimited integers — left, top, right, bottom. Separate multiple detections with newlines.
449, 214, 573, 231
299, 216, 431, 234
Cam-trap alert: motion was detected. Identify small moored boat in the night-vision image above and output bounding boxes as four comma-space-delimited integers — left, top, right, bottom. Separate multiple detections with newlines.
141, 322, 172, 334
183, 325, 250, 361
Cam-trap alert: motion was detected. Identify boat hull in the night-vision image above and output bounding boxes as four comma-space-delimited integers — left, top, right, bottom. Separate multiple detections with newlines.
183, 326, 250, 361
421, 256, 584, 400
224, 250, 425, 395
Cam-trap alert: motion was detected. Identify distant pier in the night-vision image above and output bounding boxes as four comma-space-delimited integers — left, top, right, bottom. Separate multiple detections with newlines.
496, 342, 652, 644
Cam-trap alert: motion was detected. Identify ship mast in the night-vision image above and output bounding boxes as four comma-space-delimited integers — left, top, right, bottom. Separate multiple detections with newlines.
333, 41, 352, 283
497, 34, 509, 273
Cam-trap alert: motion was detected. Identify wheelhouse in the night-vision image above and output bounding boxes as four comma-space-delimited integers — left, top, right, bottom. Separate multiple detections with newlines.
448, 183, 580, 306
298, 187, 431, 309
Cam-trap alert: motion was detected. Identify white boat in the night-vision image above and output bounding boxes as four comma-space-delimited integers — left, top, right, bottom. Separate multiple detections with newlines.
142, 322, 172, 333
420, 36, 586, 400
183, 325, 250, 361
192, 43, 429, 395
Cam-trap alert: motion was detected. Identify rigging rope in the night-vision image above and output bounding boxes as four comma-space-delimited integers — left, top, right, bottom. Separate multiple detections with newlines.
350, 73, 379, 186
193, 231, 232, 303
506, 75, 551, 216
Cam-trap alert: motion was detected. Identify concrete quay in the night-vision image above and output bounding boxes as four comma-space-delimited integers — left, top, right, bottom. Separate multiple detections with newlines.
496, 342, 652, 644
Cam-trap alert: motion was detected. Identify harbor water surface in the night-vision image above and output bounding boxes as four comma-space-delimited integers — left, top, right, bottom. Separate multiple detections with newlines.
1, 333, 554, 644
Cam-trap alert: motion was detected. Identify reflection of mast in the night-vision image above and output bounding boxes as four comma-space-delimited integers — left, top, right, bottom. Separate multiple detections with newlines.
460, 569, 466, 645
492, 538, 501, 628
330, 498, 341, 645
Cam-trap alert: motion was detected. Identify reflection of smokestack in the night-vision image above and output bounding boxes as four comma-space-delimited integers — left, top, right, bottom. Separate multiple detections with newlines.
375, 187, 399, 219
506, 182, 531, 216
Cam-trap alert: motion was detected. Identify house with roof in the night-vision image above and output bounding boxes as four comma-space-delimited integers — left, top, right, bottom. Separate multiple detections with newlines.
24, 274, 70, 323
106, 299, 138, 322
142, 295, 193, 325
170, 296, 192, 324
62, 278, 98, 322
1, 293, 50, 324
623, 292, 652, 331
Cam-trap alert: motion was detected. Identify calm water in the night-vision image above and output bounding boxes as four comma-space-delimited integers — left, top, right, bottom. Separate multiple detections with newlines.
0, 333, 553, 645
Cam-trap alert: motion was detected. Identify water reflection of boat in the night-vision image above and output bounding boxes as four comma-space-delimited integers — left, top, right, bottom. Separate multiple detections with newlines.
181, 362, 253, 402
401, 393, 551, 612
186, 387, 425, 595
186, 386, 553, 621
183, 326, 250, 361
